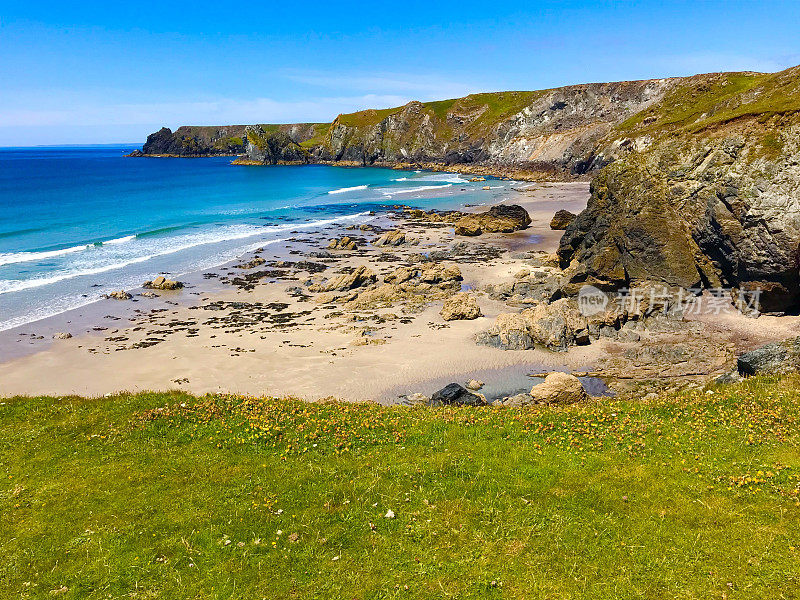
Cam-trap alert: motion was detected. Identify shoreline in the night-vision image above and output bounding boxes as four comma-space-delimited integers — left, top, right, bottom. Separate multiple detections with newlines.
129, 151, 590, 183
2, 180, 799, 402
0, 182, 593, 400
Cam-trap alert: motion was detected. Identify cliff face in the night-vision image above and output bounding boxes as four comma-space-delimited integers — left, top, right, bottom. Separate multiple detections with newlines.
142, 123, 329, 159
558, 67, 800, 311
321, 81, 678, 172
142, 126, 249, 156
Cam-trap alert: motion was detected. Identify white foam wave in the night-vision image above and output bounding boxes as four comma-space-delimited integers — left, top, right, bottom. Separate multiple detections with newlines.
328, 185, 368, 194
0, 244, 87, 266
382, 183, 453, 197
0, 212, 371, 296
0, 233, 138, 266
103, 235, 136, 245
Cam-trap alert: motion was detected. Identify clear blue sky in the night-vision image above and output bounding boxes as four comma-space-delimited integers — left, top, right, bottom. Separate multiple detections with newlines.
2, 0, 799, 145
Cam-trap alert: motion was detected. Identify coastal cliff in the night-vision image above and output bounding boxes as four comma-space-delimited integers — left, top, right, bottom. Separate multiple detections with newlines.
559, 66, 800, 311
136, 66, 800, 310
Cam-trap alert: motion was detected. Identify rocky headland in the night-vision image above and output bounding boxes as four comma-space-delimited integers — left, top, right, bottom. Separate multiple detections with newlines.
134, 66, 800, 315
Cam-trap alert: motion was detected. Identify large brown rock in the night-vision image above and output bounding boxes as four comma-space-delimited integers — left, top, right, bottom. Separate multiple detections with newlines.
373, 230, 415, 247
455, 205, 531, 236
550, 209, 577, 230
476, 298, 593, 351
529, 372, 587, 404
321, 265, 376, 292
143, 276, 183, 290
419, 263, 462, 285
328, 236, 358, 251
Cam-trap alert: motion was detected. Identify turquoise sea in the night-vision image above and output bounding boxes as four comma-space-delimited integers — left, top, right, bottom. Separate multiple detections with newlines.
0, 145, 514, 331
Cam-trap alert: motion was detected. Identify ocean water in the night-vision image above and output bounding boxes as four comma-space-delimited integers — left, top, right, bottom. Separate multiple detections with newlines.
0, 145, 512, 331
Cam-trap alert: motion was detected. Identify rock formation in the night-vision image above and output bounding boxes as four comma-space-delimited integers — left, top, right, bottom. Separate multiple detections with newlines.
143, 276, 183, 290
440, 293, 482, 321
550, 209, 576, 230
454, 205, 531, 236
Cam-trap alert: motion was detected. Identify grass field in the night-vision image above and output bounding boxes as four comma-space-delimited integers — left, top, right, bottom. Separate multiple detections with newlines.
2, 376, 799, 599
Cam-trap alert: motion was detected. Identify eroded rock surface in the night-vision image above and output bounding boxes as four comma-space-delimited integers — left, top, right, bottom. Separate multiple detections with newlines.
454, 205, 532, 236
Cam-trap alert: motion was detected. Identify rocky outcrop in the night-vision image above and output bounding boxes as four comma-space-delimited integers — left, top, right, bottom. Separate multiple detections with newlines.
454, 205, 531, 236
141, 126, 248, 156
558, 67, 800, 311
737, 337, 800, 376
373, 230, 417, 247
106, 290, 132, 300
440, 293, 482, 321
143, 276, 183, 290
319, 266, 377, 292
477, 290, 679, 351
419, 263, 462, 285
327, 237, 358, 251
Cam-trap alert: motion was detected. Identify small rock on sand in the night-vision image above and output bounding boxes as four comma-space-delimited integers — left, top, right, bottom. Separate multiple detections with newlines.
53, 332, 72, 340
429, 383, 486, 406
465, 379, 484, 390
440, 293, 482, 321
107, 290, 132, 300
143, 276, 183, 290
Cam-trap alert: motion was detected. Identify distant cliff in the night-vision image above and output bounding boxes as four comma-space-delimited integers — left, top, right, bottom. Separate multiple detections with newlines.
134, 79, 684, 174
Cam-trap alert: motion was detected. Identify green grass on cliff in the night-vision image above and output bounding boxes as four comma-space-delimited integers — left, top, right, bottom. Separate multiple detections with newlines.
617, 67, 800, 137
2, 377, 800, 599
333, 91, 544, 138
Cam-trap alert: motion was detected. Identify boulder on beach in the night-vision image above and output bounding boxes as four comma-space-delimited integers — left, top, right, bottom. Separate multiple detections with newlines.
476, 298, 588, 351
419, 263, 462, 285
428, 383, 486, 406
737, 336, 800, 376
107, 290, 132, 300
529, 372, 587, 404
440, 293, 482, 321
454, 204, 531, 236
373, 230, 415, 247
321, 265, 377, 292
465, 379, 484, 390
327, 236, 358, 251
384, 266, 414, 284
143, 276, 183, 290
550, 209, 577, 230
53, 332, 72, 340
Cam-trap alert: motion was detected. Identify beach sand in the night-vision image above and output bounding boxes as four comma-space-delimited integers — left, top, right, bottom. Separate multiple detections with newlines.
1, 181, 798, 401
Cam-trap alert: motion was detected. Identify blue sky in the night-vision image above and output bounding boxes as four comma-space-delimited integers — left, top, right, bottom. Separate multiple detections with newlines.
2, 0, 800, 145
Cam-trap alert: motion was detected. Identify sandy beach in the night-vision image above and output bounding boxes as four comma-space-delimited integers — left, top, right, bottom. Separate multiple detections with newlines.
2, 180, 799, 401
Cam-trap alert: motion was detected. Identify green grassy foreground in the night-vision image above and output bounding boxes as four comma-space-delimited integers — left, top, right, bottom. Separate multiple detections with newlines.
2, 377, 800, 599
